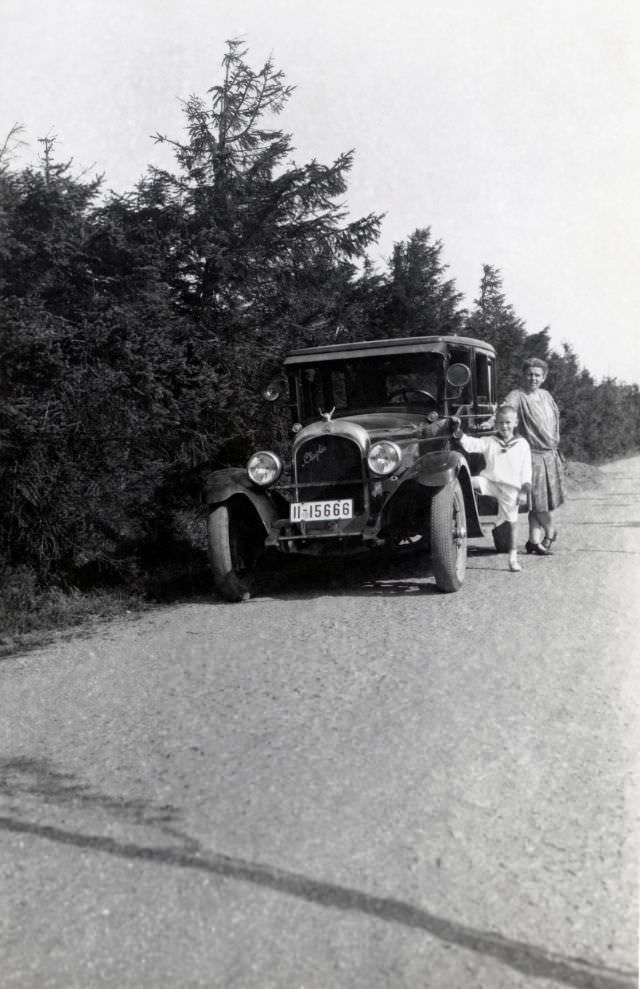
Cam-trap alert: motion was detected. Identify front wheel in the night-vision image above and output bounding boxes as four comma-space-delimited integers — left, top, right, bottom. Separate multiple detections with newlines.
208, 501, 263, 602
430, 481, 467, 592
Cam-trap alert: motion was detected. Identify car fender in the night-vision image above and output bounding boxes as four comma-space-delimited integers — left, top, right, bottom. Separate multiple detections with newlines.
401, 449, 465, 487
204, 468, 279, 533
399, 450, 483, 537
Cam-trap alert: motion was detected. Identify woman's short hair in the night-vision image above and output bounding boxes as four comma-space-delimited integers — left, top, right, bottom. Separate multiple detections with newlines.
522, 357, 548, 374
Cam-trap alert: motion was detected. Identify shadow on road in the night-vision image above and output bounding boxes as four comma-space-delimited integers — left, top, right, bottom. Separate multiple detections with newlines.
0, 756, 635, 989
246, 553, 440, 600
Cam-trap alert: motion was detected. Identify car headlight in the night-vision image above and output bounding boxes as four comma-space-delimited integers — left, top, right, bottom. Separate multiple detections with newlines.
367, 441, 402, 476
247, 451, 283, 486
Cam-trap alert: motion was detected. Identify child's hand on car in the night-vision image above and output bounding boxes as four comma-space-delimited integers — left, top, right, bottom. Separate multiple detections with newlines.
449, 416, 463, 439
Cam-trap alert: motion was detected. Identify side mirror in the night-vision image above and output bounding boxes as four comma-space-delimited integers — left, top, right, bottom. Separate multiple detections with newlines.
446, 363, 471, 389
262, 377, 289, 402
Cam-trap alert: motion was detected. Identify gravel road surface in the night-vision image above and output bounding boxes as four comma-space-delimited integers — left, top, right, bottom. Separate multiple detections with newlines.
1, 458, 638, 988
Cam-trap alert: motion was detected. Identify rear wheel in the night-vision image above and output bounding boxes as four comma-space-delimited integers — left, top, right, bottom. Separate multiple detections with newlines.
208, 501, 263, 602
430, 481, 467, 592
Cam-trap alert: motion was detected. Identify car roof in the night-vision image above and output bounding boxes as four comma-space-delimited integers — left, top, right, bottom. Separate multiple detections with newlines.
284, 335, 496, 365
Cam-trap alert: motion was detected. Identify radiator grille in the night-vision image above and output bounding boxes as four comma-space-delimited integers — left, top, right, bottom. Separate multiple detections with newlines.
294, 435, 365, 512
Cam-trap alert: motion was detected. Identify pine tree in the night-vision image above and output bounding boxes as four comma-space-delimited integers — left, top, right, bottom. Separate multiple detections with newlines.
0, 135, 102, 317
0, 43, 384, 582
465, 264, 527, 395
112, 40, 383, 457
384, 228, 465, 337
144, 40, 381, 350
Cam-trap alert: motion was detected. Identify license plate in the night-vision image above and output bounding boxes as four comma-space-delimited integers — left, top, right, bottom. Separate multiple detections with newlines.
289, 498, 353, 523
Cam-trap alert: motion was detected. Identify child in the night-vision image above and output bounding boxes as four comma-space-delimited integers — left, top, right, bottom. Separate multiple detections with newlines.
451, 404, 532, 572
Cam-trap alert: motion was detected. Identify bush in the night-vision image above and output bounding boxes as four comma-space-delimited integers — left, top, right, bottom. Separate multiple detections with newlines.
0, 564, 141, 638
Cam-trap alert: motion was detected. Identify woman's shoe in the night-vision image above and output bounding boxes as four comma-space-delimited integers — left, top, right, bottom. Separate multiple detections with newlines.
525, 539, 549, 556
542, 530, 558, 552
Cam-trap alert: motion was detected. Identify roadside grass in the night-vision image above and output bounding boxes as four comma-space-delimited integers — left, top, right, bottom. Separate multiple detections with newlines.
0, 460, 608, 655
0, 569, 145, 654
0, 509, 212, 656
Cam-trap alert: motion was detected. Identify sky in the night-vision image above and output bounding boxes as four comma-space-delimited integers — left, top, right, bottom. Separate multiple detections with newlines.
2, 0, 639, 384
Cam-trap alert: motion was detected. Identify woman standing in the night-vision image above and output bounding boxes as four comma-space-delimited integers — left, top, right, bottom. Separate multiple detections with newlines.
504, 358, 565, 555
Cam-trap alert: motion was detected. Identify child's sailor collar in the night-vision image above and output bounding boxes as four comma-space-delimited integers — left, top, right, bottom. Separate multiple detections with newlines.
496, 436, 519, 451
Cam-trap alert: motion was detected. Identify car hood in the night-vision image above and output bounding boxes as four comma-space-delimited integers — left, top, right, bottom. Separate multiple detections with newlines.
333, 410, 435, 440
292, 411, 441, 457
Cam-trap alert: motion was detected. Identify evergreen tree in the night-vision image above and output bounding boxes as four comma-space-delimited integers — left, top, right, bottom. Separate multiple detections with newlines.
144, 40, 381, 349
545, 343, 593, 460
523, 327, 552, 364
109, 40, 383, 457
383, 227, 465, 337
581, 377, 640, 462
465, 264, 527, 395
0, 138, 109, 575
0, 135, 102, 317
0, 43, 383, 582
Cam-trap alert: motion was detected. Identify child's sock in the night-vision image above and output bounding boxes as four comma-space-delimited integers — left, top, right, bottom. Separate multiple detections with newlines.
508, 552, 521, 572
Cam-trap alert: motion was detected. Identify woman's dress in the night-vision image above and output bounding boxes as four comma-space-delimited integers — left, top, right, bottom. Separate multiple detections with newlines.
504, 387, 565, 511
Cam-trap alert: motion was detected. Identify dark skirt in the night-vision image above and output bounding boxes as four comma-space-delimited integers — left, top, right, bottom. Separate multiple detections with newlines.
531, 450, 565, 512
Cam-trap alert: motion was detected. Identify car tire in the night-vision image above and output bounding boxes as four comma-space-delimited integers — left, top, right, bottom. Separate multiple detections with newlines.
208, 501, 263, 602
430, 480, 467, 592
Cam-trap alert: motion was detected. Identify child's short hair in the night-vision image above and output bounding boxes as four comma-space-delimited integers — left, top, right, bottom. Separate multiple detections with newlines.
496, 403, 518, 418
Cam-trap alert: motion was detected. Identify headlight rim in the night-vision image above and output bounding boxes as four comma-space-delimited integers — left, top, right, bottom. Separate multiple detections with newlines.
246, 450, 283, 487
367, 440, 402, 476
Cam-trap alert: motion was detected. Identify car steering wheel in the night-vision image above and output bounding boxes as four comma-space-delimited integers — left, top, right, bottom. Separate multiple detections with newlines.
387, 388, 438, 407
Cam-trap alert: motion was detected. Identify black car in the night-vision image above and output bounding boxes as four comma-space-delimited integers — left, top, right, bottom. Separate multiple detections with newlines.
205, 335, 498, 600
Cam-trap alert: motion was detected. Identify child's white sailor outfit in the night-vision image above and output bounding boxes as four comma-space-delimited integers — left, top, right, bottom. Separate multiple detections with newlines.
458, 433, 532, 524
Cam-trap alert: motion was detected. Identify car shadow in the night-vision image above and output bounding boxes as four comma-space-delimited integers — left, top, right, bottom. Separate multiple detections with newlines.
187, 542, 519, 603
251, 553, 442, 600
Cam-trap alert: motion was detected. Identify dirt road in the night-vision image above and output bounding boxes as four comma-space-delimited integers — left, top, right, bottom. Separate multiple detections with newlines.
1, 458, 638, 988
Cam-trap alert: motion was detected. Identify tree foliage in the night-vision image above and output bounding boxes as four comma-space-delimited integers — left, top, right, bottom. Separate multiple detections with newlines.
0, 42, 383, 583
381, 228, 465, 337
465, 266, 640, 461
465, 264, 528, 394
146, 40, 381, 344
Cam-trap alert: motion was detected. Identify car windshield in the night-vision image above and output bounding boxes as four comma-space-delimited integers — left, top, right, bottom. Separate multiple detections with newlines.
293, 353, 444, 420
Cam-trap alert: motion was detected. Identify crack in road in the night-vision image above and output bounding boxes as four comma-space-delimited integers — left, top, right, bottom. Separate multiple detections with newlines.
1, 810, 635, 989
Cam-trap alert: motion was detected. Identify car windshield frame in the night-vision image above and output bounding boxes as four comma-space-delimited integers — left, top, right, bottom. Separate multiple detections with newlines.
290, 352, 446, 422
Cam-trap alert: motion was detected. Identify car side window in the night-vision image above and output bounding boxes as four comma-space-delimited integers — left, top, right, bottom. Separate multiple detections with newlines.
473, 353, 497, 429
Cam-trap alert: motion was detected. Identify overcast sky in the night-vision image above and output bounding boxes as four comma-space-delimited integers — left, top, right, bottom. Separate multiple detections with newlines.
2, 0, 639, 384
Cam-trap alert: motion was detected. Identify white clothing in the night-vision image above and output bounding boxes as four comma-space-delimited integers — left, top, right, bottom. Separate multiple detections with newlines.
460, 433, 532, 525
471, 475, 519, 524
459, 434, 532, 489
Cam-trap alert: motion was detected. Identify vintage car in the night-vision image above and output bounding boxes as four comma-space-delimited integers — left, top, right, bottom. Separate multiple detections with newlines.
205, 334, 499, 601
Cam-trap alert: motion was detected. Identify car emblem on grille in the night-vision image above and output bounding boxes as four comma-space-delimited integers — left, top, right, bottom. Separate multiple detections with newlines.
319, 406, 335, 421
302, 443, 327, 465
